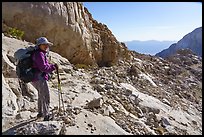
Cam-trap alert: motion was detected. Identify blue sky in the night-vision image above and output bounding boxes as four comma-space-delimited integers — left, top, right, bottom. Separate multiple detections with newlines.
83, 2, 202, 42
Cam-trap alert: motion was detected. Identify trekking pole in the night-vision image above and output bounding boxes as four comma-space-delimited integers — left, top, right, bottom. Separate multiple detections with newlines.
56, 67, 65, 114
56, 67, 61, 114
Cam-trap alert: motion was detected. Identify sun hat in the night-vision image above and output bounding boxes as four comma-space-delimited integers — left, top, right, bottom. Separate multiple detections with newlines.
36, 37, 53, 46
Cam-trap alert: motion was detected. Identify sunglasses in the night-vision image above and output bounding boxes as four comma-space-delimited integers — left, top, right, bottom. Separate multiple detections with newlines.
42, 44, 49, 47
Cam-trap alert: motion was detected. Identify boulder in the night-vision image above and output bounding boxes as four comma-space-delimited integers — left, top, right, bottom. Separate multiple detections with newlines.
103, 104, 115, 116
162, 98, 171, 106
16, 121, 63, 135
15, 110, 31, 120
2, 74, 19, 117
160, 116, 171, 128
86, 97, 103, 109
128, 94, 140, 106
6, 78, 22, 97
2, 52, 17, 78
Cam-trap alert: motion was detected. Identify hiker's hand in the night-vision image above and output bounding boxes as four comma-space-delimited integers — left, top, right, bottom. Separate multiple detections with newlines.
54, 64, 58, 70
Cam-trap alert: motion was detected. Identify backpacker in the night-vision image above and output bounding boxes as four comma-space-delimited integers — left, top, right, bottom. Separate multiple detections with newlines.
14, 46, 38, 83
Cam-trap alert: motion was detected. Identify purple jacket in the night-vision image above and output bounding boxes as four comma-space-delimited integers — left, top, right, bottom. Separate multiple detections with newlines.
32, 48, 56, 81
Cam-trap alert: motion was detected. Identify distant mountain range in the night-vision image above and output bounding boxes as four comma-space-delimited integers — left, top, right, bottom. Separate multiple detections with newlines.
124, 40, 176, 55
156, 27, 202, 58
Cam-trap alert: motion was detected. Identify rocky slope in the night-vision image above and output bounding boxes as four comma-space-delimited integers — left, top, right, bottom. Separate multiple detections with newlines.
2, 2, 131, 67
156, 27, 202, 58
2, 34, 202, 135
166, 48, 202, 82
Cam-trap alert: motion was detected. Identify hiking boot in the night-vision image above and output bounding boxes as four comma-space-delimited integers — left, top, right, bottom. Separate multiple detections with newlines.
37, 113, 43, 118
43, 114, 53, 121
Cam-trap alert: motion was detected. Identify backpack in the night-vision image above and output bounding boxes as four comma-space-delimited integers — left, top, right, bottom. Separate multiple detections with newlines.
14, 46, 38, 83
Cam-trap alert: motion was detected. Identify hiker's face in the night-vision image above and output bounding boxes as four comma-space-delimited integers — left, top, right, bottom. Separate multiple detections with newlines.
40, 44, 49, 51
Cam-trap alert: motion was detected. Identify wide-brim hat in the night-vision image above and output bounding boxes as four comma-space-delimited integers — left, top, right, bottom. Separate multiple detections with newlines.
36, 37, 53, 46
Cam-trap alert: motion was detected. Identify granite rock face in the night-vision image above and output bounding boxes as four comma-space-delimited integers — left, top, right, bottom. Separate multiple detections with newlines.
2, 2, 131, 66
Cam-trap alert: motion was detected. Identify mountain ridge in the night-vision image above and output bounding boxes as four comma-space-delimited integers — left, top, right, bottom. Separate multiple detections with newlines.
155, 27, 202, 58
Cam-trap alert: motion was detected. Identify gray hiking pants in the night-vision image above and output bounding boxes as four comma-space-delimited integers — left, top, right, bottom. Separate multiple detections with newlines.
31, 79, 50, 117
